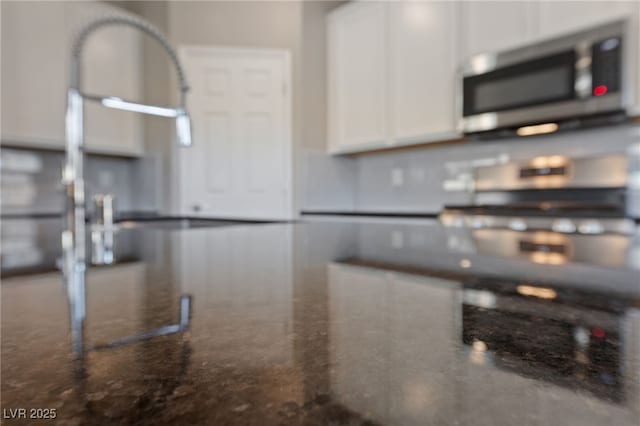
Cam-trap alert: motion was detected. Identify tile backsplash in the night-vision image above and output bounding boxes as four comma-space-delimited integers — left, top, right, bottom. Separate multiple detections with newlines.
4, 123, 639, 219
0, 148, 160, 217
351, 123, 640, 213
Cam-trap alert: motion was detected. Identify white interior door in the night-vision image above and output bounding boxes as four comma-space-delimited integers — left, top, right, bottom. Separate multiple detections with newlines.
178, 47, 293, 220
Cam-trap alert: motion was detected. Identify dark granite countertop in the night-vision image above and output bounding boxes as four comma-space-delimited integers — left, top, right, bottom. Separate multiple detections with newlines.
2, 220, 640, 425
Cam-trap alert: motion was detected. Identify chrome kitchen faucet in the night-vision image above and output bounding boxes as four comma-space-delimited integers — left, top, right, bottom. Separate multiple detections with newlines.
62, 15, 193, 356
63, 15, 192, 269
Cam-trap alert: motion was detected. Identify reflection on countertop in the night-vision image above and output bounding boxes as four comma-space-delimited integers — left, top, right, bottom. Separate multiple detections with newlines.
0, 216, 265, 277
1, 220, 639, 425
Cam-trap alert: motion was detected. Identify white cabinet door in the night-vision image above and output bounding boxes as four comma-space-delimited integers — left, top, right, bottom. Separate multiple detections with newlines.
178, 47, 293, 220
1, 1, 67, 148
389, 1, 459, 145
328, 2, 388, 153
459, 1, 536, 59
65, 1, 144, 156
0, 1, 143, 155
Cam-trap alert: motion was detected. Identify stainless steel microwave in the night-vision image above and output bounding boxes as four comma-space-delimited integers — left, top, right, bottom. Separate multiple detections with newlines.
460, 20, 631, 135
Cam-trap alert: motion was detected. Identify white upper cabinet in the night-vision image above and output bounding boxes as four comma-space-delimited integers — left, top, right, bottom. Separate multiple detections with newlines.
389, 1, 458, 145
327, 1, 459, 154
1, 1, 144, 156
1, 1, 67, 148
328, 2, 388, 153
459, 1, 536, 60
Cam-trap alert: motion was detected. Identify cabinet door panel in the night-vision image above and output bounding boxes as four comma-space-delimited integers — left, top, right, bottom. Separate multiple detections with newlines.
1, 1, 66, 147
328, 2, 387, 152
389, 1, 458, 143
1, 1, 143, 155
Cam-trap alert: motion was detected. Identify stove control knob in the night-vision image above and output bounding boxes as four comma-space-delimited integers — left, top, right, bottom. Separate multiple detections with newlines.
509, 218, 527, 231
552, 219, 576, 234
578, 220, 604, 235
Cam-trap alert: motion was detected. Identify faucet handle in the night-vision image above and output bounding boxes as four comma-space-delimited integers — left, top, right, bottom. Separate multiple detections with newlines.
93, 194, 115, 228
91, 194, 116, 265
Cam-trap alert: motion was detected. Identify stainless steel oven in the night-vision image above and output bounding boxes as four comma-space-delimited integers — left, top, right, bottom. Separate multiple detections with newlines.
439, 148, 640, 235
461, 20, 631, 135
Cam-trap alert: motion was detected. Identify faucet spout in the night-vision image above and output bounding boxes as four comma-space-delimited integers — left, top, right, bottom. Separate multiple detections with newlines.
68, 14, 192, 146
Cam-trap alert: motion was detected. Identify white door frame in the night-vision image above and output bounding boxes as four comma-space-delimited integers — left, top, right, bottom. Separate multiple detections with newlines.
173, 45, 294, 220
